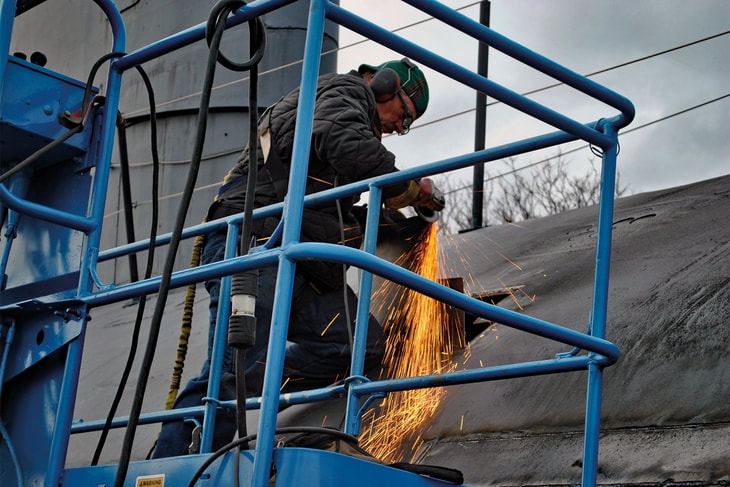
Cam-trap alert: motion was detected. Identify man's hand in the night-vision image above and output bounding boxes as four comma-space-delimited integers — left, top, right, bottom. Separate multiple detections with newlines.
414, 178, 446, 211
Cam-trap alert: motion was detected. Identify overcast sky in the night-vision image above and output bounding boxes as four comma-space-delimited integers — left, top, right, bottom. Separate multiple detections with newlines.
336, 0, 729, 197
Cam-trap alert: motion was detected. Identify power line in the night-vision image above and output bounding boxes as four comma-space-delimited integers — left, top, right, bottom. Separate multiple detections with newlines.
116, 9, 729, 202
111, 93, 728, 216
490, 31, 730, 106
412, 30, 730, 131
119, 29, 730, 200
442, 93, 730, 196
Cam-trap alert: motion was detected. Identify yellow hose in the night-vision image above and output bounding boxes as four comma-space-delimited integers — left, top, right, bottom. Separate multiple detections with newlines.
165, 232, 206, 409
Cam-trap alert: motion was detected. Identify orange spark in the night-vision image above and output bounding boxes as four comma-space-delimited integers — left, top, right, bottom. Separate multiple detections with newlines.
320, 313, 340, 337
307, 175, 334, 186
359, 223, 465, 463
495, 251, 523, 271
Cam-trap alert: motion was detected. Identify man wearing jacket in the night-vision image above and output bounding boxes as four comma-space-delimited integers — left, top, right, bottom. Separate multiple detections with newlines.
152, 58, 444, 457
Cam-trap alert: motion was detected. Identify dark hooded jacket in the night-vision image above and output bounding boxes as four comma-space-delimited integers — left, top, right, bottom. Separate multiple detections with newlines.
207, 71, 408, 291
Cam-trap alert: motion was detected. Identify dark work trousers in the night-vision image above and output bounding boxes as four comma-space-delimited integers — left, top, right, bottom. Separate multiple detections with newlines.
151, 229, 385, 458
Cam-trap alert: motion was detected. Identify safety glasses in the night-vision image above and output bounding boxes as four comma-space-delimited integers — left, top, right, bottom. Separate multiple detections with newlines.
396, 89, 414, 136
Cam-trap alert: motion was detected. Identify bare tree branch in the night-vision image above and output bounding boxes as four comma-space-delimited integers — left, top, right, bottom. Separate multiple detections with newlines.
435, 151, 630, 233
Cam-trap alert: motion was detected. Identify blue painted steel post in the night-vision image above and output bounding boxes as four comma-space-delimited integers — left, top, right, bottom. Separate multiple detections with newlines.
200, 222, 240, 453
345, 186, 384, 435
46, 311, 90, 487
251, 1, 327, 485
54, 3, 124, 485
582, 122, 619, 486
1, 2, 125, 486
583, 361, 604, 487
589, 124, 618, 347
0, 0, 15, 102
77, 0, 126, 297
47, 3, 124, 486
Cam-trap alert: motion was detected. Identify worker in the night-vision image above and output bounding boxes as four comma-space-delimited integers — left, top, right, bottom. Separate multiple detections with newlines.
151, 58, 445, 458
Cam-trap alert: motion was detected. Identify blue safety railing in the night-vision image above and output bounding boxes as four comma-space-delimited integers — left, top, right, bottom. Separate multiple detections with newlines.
0, 1, 633, 486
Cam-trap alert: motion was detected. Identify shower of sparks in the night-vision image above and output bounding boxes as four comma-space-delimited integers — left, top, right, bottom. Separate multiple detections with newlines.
357, 218, 535, 463
359, 223, 466, 464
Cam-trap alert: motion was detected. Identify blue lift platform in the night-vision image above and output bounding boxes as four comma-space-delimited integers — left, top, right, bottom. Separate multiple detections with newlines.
0, 1, 634, 486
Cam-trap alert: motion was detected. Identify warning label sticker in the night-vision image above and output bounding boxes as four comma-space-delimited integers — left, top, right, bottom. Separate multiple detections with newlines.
136, 474, 165, 487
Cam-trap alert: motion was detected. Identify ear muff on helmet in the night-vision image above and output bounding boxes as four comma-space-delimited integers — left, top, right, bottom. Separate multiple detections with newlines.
370, 67, 401, 102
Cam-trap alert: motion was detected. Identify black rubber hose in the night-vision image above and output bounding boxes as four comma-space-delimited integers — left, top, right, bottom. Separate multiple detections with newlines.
91, 64, 159, 466
111, 10, 229, 487
115, 116, 140, 284
113, 2, 265, 484
227, 2, 265, 447
205, 0, 266, 72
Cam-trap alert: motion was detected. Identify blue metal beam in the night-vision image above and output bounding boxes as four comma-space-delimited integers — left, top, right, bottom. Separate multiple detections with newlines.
113, 0, 296, 73
92, 125, 589, 265
250, 1, 326, 484
286, 242, 620, 363
404, 0, 635, 130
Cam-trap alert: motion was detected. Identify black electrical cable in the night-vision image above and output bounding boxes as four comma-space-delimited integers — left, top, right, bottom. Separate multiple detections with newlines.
72, 51, 127, 129
115, 119, 141, 283
0, 123, 82, 184
334, 181, 354, 352
111, 16, 225, 487
112, 3, 265, 485
119, 0, 141, 14
406, 30, 730, 136
213, 0, 268, 451
202, 0, 270, 455
234, 60, 260, 449
205, 0, 266, 72
90, 63, 159, 466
